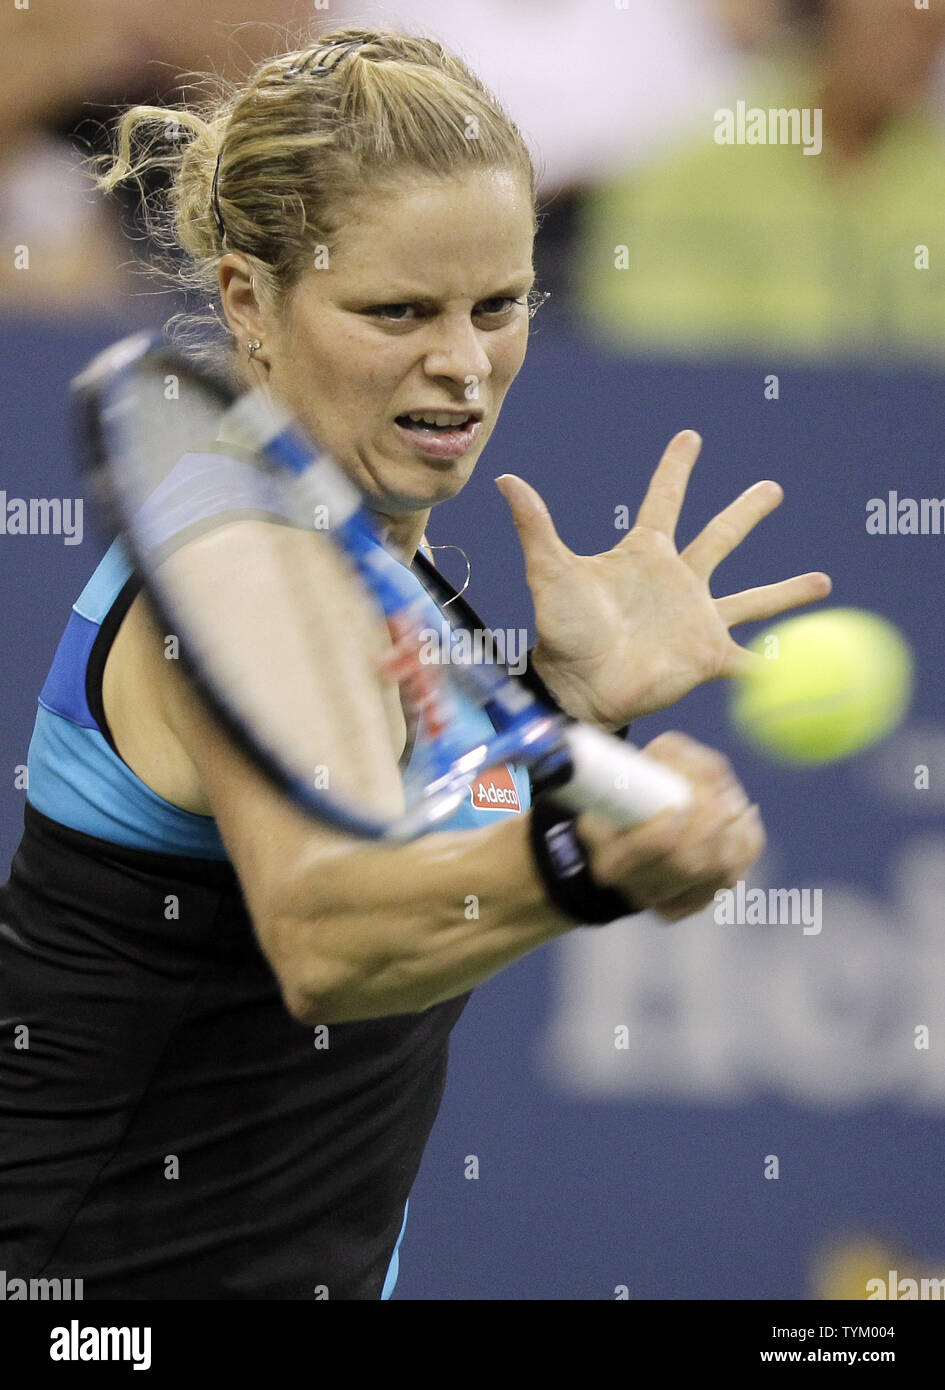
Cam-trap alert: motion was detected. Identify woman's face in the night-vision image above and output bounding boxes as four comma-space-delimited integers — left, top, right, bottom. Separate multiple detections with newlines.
263, 168, 536, 518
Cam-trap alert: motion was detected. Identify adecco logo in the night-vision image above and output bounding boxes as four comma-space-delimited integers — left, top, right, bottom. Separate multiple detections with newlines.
470, 765, 521, 813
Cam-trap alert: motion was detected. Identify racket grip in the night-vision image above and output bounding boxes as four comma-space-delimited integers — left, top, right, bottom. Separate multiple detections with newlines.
557, 725, 691, 828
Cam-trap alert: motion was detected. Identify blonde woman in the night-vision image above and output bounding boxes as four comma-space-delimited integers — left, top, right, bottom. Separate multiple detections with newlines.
0, 30, 827, 1300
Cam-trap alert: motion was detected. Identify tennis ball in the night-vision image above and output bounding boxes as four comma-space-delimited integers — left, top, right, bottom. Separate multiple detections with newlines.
730, 608, 913, 765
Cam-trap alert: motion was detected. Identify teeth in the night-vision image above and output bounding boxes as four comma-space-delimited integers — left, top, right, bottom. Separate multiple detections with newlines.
404, 412, 471, 427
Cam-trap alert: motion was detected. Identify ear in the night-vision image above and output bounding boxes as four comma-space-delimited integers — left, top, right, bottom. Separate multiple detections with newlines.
218, 254, 264, 342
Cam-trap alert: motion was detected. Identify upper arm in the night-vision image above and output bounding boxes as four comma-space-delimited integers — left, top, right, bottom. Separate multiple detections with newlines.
159, 656, 353, 936
143, 518, 407, 961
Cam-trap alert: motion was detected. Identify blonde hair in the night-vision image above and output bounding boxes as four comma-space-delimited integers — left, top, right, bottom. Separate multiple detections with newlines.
94, 27, 538, 371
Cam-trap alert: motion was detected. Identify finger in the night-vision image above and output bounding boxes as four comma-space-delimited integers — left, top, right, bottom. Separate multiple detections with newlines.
620, 790, 755, 890
716, 571, 832, 628
641, 731, 742, 795
580, 780, 751, 887
662, 801, 764, 887
724, 645, 765, 680
624, 803, 765, 911
576, 803, 691, 878
628, 430, 702, 542
654, 877, 732, 923
680, 479, 783, 581
495, 473, 572, 583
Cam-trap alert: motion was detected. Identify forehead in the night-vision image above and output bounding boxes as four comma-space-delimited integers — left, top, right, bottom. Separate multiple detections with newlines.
322, 168, 535, 293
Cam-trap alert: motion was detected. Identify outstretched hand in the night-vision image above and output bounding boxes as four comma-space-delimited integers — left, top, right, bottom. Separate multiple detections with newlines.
495, 430, 831, 730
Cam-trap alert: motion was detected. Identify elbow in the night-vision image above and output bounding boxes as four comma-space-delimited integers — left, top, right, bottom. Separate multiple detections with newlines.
280, 967, 357, 1027
277, 950, 362, 1026
282, 982, 335, 1026
262, 912, 362, 1025
260, 905, 436, 1024
277, 947, 437, 1025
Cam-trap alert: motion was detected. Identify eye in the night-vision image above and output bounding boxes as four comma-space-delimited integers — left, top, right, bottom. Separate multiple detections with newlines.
369, 304, 419, 322
475, 296, 520, 316
477, 289, 550, 320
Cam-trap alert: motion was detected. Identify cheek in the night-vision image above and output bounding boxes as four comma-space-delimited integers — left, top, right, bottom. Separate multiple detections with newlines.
329, 328, 407, 401
492, 328, 529, 393
288, 332, 390, 433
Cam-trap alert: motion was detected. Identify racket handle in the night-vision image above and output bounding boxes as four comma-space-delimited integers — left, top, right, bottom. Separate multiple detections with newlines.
557, 725, 691, 827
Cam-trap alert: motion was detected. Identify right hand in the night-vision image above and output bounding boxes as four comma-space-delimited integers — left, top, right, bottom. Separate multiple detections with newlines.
576, 732, 764, 922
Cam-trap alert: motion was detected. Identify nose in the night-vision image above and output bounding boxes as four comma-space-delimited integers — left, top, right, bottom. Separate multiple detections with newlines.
421, 314, 493, 393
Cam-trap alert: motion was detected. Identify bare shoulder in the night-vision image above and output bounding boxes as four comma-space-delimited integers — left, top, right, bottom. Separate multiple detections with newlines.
102, 588, 213, 814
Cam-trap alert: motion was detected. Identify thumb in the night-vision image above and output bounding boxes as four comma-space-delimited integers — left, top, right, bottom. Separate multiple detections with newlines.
494, 474, 571, 581
727, 643, 765, 681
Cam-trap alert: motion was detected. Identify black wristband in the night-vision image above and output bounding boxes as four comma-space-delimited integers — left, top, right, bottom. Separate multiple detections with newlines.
528, 794, 640, 926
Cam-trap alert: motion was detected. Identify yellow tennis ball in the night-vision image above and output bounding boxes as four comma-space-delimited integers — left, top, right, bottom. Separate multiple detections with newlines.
730, 608, 913, 765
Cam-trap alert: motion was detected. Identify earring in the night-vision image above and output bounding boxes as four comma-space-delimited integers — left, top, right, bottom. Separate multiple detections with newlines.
247, 338, 262, 360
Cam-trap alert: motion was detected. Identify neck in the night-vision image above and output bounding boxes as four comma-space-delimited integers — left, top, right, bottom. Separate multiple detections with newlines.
369, 507, 431, 565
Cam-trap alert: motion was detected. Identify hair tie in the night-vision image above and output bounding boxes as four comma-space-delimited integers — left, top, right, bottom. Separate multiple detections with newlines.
284, 37, 368, 79
211, 146, 226, 243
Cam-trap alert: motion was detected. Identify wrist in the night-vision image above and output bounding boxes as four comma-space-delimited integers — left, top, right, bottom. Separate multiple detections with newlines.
528, 794, 640, 926
523, 647, 569, 715
527, 648, 632, 739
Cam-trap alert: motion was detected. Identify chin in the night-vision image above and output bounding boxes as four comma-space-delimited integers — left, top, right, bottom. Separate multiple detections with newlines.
385, 475, 471, 516
377, 453, 481, 512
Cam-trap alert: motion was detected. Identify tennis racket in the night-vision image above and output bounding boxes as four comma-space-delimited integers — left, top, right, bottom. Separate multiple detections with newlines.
72, 331, 690, 841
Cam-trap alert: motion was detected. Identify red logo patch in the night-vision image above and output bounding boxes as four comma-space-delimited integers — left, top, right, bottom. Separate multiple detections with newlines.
470, 764, 521, 813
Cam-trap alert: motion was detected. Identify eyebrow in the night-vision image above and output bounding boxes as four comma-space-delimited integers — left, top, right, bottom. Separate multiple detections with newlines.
352, 273, 537, 303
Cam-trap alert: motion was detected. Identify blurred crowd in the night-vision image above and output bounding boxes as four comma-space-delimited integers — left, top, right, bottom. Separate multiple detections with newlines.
1, 0, 943, 360
0, 0, 304, 315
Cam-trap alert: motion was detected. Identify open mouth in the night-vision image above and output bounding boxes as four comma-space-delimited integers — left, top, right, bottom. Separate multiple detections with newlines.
393, 410, 482, 459
394, 411, 480, 432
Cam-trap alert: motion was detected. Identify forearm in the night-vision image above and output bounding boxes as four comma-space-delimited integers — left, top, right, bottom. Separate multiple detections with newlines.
272, 813, 574, 1023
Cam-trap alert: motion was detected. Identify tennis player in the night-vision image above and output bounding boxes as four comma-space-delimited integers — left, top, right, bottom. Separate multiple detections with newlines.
0, 29, 829, 1299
